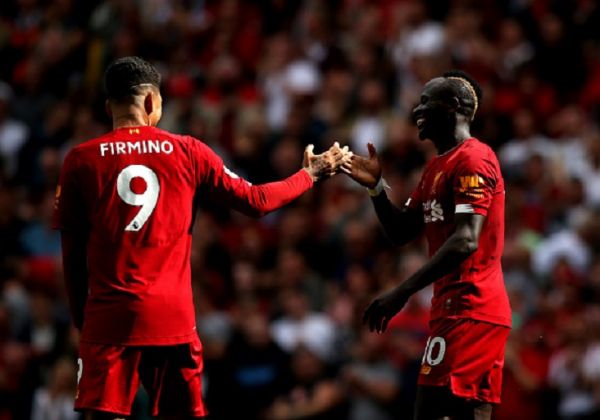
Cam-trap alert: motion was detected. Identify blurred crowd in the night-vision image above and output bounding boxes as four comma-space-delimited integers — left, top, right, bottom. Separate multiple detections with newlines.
0, 0, 599, 419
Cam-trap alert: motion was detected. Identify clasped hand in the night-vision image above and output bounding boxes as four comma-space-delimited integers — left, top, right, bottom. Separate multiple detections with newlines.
302, 141, 383, 186
301, 142, 353, 181
304, 141, 406, 333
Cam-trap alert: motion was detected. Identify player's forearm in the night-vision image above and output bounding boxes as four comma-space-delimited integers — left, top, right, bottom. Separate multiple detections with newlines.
61, 233, 89, 329
241, 169, 313, 217
398, 230, 478, 296
371, 193, 422, 245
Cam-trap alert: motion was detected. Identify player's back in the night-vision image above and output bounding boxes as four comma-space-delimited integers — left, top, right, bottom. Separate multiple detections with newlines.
64, 126, 200, 345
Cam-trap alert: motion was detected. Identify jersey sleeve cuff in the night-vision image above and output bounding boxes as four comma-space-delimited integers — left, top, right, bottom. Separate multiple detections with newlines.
297, 168, 315, 187
455, 203, 487, 216
367, 178, 390, 197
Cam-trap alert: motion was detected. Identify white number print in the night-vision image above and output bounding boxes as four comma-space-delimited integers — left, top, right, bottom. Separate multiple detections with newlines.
77, 358, 83, 384
422, 336, 446, 366
117, 164, 160, 231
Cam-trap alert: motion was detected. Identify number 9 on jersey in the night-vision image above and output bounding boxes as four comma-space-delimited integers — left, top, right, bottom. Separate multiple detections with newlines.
117, 164, 160, 231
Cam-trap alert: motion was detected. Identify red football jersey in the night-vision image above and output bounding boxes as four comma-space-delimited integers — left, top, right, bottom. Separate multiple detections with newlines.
53, 126, 313, 345
406, 138, 511, 327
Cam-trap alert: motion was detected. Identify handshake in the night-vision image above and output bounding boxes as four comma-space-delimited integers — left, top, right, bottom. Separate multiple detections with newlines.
302, 142, 382, 189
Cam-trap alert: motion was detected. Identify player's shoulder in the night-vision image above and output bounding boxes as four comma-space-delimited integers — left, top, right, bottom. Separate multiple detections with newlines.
457, 138, 499, 164
461, 137, 494, 155
455, 138, 503, 182
63, 131, 116, 165
151, 127, 212, 152
150, 126, 193, 143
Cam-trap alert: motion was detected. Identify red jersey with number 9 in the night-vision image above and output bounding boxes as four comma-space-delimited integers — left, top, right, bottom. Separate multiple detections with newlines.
406, 138, 511, 327
52, 126, 313, 345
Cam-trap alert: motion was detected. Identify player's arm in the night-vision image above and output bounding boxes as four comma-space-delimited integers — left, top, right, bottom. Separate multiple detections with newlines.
370, 192, 424, 245
363, 154, 498, 333
60, 229, 89, 330
195, 140, 347, 217
363, 212, 484, 332
52, 151, 89, 330
387, 212, 483, 296
342, 143, 424, 245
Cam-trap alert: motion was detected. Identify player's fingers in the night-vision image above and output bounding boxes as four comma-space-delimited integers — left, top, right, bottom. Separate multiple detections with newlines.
340, 164, 352, 174
375, 314, 384, 333
365, 303, 380, 331
367, 142, 377, 158
331, 149, 344, 161
328, 149, 342, 162
371, 312, 382, 333
362, 302, 375, 325
336, 153, 352, 169
305, 144, 315, 158
375, 316, 383, 333
381, 316, 390, 333
342, 152, 353, 163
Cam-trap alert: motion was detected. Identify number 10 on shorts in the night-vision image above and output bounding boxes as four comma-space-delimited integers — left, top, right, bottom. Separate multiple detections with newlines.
422, 336, 446, 366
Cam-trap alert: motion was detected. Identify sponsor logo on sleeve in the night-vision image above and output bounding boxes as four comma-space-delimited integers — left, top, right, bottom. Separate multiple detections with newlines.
458, 174, 485, 199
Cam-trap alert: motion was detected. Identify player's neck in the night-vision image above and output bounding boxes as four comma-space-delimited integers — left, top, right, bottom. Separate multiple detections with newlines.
433, 125, 471, 155
112, 108, 151, 130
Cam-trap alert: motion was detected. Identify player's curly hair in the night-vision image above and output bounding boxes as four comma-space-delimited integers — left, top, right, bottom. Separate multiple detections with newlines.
443, 70, 482, 121
104, 56, 161, 101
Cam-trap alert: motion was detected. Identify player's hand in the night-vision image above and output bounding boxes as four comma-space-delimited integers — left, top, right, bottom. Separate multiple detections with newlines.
340, 142, 382, 189
362, 286, 409, 333
328, 141, 353, 171
303, 143, 351, 182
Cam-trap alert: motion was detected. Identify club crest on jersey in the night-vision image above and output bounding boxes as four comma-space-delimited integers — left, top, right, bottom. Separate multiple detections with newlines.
431, 171, 443, 194
423, 199, 444, 223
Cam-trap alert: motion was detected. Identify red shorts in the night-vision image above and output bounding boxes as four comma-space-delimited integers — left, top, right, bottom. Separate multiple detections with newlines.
76, 335, 208, 417
418, 318, 510, 403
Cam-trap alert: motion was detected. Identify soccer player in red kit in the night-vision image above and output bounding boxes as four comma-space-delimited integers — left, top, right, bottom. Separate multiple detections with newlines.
52, 56, 348, 419
343, 70, 511, 420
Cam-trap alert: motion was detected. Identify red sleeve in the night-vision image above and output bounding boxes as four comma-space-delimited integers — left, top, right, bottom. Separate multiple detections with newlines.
405, 184, 422, 211
452, 154, 498, 217
52, 150, 88, 231
191, 138, 314, 217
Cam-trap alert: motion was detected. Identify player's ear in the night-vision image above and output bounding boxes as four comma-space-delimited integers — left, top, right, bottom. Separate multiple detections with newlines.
143, 93, 154, 116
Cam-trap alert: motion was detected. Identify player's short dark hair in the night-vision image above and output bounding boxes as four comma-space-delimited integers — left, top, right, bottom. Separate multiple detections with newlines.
442, 70, 482, 120
104, 56, 161, 101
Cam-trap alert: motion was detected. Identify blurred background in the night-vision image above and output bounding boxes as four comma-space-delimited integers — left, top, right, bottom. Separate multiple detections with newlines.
0, 0, 599, 419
